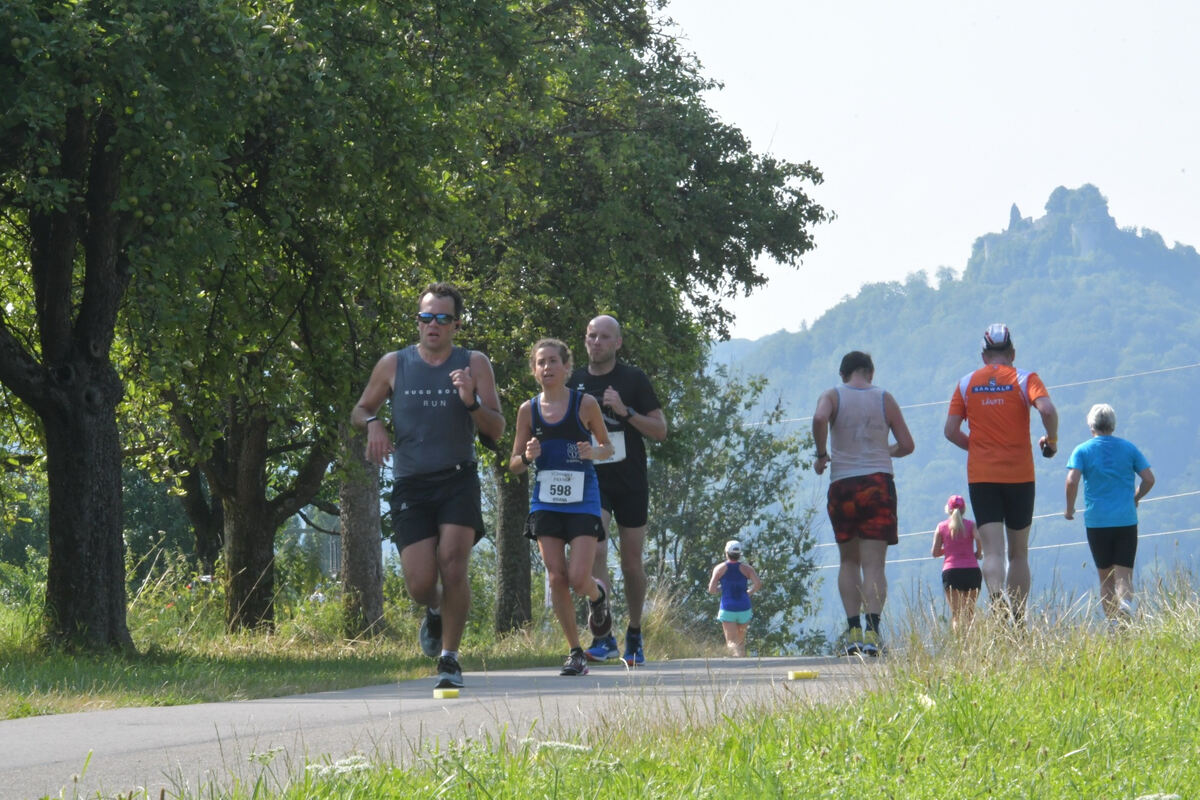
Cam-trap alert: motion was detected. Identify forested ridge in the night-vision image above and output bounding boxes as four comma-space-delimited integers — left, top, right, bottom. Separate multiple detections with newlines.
714, 184, 1200, 626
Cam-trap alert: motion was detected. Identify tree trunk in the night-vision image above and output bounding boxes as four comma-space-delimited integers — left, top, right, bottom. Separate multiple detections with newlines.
6, 108, 135, 652
43, 361, 135, 652
223, 495, 276, 631
338, 423, 385, 638
174, 459, 224, 575
493, 466, 531, 633
222, 413, 275, 631
211, 404, 334, 631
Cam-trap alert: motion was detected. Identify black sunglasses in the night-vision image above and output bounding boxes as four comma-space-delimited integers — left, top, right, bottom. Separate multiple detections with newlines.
416, 312, 458, 325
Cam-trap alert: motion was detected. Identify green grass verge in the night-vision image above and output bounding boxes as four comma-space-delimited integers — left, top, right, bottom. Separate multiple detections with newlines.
0, 581, 719, 719
230, 605, 1197, 799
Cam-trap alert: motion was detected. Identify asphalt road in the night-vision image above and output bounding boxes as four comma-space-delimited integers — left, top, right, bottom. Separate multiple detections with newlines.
0, 655, 875, 800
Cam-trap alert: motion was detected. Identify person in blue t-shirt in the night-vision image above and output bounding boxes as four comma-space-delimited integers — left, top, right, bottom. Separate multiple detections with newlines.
707, 540, 763, 657
1064, 403, 1155, 622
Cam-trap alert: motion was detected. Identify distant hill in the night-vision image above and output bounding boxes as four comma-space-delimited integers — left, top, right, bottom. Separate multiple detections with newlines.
712, 185, 1200, 635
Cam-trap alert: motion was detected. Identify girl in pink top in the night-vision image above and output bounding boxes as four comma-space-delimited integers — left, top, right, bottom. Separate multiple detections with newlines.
931, 495, 983, 633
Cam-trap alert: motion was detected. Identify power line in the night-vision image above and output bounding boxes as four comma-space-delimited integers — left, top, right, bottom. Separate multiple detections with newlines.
752, 361, 1200, 427
811, 490, 1200, 549
815, 526, 1200, 570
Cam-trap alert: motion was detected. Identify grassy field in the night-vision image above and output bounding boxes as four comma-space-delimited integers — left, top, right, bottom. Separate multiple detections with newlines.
260, 601, 1197, 800
3, 560, 1197, 798
0, 559, 718, 719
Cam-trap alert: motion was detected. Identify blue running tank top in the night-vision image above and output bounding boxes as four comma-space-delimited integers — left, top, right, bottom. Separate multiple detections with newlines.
529, 391, 601, 516
720, 561, 751, 612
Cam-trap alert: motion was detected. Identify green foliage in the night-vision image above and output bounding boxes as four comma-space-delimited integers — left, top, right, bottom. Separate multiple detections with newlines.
125, 552, 226, 644
446, 0, 829, 424
273, 525, 327, 610
0, 547, 46, 649
646, 364, 822, 653
0, 468, 45, 565
3, 0, 829, 638
123, 468, 194, 580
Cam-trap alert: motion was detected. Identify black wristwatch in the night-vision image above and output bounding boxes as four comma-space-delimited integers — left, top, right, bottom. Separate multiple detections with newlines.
464, 394, 481, 412
622, 408, 636, 421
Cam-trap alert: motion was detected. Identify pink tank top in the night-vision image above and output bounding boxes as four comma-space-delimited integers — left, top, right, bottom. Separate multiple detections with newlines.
939, 518, 978, 570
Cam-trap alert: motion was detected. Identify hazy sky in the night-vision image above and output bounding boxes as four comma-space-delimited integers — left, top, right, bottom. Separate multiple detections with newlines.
665, 1, 1200, 340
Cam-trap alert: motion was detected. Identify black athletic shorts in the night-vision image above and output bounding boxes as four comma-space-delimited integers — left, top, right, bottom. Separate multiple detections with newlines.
942, 567, 983, 592
525, 510, 604, 543
968, 482, 1035, 529
598, 484, 650, 529
390, 463, 484, 551
1086, 524, 1138, 570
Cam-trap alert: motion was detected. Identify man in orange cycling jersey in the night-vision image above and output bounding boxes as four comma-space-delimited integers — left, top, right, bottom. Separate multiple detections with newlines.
944, 323, 1057, 622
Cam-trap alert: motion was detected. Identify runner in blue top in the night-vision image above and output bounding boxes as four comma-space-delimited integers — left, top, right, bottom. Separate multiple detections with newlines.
510, 338, 614, 676
706, 540, 763, 657
1064, 403, 1155, 623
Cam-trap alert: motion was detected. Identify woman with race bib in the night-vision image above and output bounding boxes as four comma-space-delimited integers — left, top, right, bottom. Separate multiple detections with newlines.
509, 338, 614, 676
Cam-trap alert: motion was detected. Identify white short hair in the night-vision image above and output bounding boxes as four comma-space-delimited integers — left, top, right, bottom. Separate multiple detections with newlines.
1088, 403, 1116, 434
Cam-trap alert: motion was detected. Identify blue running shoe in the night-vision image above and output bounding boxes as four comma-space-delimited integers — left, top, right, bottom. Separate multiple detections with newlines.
584, 635, 618, 662
622, 631, 645, 666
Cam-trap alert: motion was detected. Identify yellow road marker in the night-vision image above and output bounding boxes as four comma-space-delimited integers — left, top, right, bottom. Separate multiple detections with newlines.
788, 670, 817, 680
433, 688, 460, 699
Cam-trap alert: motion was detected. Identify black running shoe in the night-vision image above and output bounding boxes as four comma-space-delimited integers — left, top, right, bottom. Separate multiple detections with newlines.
435, 654, 464, 689
587, 580, 612, 639
560, 650, 589, 676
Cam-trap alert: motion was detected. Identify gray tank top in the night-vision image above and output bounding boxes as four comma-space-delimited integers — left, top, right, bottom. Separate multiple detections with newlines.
390, 345, 476, 479
829, 385, 893, 481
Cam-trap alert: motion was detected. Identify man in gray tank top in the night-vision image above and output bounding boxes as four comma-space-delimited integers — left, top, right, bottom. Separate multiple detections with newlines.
352, 283, 505, 689
811, 351, 914, 657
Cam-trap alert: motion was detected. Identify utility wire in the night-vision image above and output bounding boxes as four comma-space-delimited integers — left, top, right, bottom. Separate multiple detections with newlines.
815, 526, 1200, 570
811, 490, 1200, 549
752, 361, 1200, 427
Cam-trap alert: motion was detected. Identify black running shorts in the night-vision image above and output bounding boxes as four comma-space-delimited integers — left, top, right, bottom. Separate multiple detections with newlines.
390, 464, 484, 551
1086, 524, 1138, 570
968, 482, 1035, 529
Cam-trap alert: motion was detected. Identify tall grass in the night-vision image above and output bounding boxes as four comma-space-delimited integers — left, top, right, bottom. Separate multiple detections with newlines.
213, 589, 1199, 799
0, 556, 721, 719
8, 552, 1199, 797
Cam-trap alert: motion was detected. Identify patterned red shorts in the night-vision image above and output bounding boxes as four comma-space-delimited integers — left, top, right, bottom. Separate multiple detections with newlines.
826, 473, 898, 545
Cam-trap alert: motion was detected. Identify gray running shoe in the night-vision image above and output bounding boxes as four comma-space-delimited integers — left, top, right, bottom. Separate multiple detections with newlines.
419, 609, 442, 658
